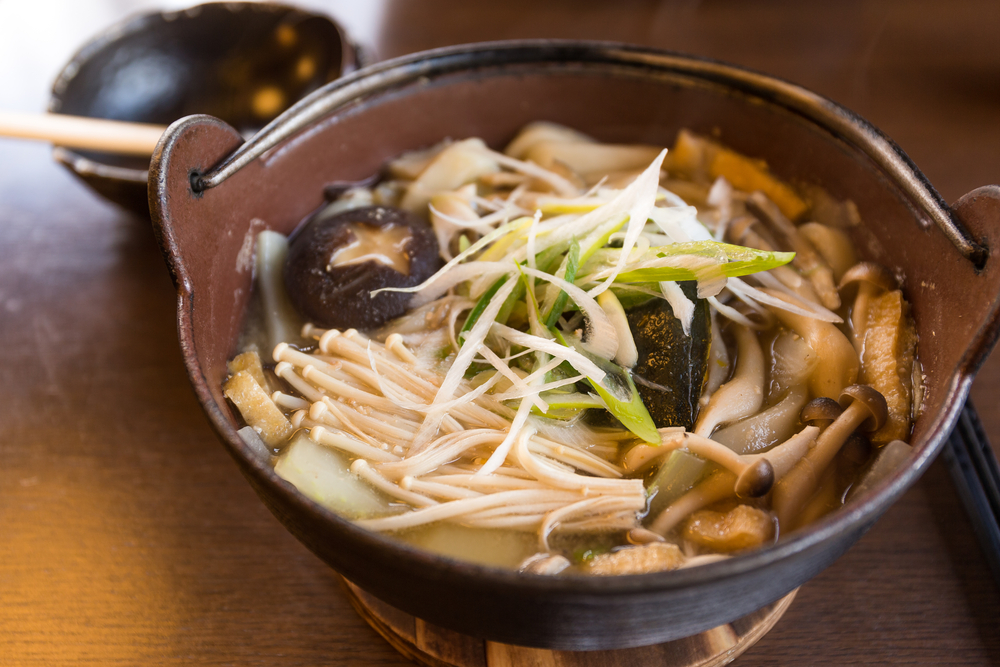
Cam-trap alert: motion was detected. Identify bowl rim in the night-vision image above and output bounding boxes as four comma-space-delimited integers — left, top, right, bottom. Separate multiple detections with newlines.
157, 39, 989, 597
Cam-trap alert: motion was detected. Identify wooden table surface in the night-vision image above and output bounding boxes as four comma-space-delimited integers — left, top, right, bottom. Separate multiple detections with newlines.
2, 1, 999, 664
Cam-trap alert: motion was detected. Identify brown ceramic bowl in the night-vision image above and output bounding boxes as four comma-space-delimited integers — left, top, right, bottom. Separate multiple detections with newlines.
149, 42, 1000, 650
50, 1, 361, 216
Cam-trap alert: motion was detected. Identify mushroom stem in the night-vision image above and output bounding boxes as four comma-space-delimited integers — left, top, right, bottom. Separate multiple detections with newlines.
645, 425, 818, 536
772, 385, 888, 527
650, 470, 737, 536
694, 324, 764, 437
763, 289, 859, 399
654, 431, 775, 498
748, 191, 841, 310
744, 425, 819, 479
838, 262, 897, 354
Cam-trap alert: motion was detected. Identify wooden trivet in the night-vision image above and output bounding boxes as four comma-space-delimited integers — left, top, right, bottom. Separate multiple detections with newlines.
342, 578, 797, 667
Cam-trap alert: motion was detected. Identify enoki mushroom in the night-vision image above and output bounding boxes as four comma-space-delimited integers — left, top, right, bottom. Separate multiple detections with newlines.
273, 325, 646, 547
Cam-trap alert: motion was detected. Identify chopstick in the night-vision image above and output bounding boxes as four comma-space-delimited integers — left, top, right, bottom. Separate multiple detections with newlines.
0, 111, 166, 156
941, 400, 1000, 587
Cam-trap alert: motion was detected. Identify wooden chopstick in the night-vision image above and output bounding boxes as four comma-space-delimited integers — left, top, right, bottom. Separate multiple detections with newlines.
0, 111, 167, 156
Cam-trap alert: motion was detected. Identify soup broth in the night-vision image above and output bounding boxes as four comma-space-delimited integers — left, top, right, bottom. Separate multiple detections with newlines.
225, 123, 919, 575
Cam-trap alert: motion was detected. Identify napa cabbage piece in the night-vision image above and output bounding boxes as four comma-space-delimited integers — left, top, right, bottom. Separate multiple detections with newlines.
275, 432, 396, 518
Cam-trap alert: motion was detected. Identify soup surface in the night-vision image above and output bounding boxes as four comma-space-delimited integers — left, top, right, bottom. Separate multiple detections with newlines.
224, 123, 919, 574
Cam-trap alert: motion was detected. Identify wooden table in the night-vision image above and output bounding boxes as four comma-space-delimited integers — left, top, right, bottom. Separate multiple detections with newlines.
2, 1, 998, 664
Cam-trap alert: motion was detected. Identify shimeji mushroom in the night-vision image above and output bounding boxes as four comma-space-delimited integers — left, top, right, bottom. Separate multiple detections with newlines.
800, 397, 843, 430
692, 325, 765, 437
838, 262, 898, 354
648, 425, 819, 535
772, 385, 888, 527
799, 398, 873, 467
641, 431, 777, 499
748, 191, 841, 310
763, 289, 859, 399
727, 215, 824, 306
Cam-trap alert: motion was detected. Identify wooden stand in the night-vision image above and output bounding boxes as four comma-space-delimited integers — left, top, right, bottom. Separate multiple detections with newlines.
342, 579, 798, 667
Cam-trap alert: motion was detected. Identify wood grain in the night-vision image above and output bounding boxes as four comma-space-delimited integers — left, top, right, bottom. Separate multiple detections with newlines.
344, 581, 796, 667
1, 1, 999, 665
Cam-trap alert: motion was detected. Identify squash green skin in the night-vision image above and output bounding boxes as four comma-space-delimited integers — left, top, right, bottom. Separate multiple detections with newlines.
626, 282, 711, 430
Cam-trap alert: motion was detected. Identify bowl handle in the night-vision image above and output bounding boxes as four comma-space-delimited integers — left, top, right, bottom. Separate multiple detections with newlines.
149, 114, 245, 294
950, 185, 1000, 376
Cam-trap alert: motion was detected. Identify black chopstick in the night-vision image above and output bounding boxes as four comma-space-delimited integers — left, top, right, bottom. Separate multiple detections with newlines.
941, 400, 1000, 587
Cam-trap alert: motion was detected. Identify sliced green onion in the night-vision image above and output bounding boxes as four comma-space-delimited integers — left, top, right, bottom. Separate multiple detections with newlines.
460, 274, 509, 345
613, 242, 794, 283
550, 328, 659, 443
544, 237, 580, 327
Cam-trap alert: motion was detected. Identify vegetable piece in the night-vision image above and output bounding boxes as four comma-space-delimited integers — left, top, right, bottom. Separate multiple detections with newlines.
550, 327, 659, 443
400, 523, 539, 569
504, 121, 596, 159
524, 142, 664, 179
256, 231, 305, 362
223, 371, 292, 447
645, 450, 709, 519
587, 358, 660, 444
846, 439, 913, 501
460, 274, 509, 343
401, 138, 499, 211
585, 542, 686, 575
653, 431, 776, 498
610, 241, 795, 286
682, 504, 775, 552
531, 392, 604, 419
598, 290, 638, 368
667, 129, 807, 220
284, 206, 440, 330
543, 238, 581, 327
237, 425, 271, 462
626, 282, 711, 430
274, 432, 394, 518
858, 290, 918, 444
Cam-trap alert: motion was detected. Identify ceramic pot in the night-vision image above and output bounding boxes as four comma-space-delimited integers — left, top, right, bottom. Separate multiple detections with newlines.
148, 41, 1000, 650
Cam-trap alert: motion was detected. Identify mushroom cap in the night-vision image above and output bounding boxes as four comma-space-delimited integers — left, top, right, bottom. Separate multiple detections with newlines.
801, 397, 843, 425
839, 384, 889, 432
735, 458, 775, 498
838, 261, 898, 292
841, 432, 873, 466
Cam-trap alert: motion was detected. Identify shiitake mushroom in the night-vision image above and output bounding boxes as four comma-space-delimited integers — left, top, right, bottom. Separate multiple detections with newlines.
284, 205, 440, 330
